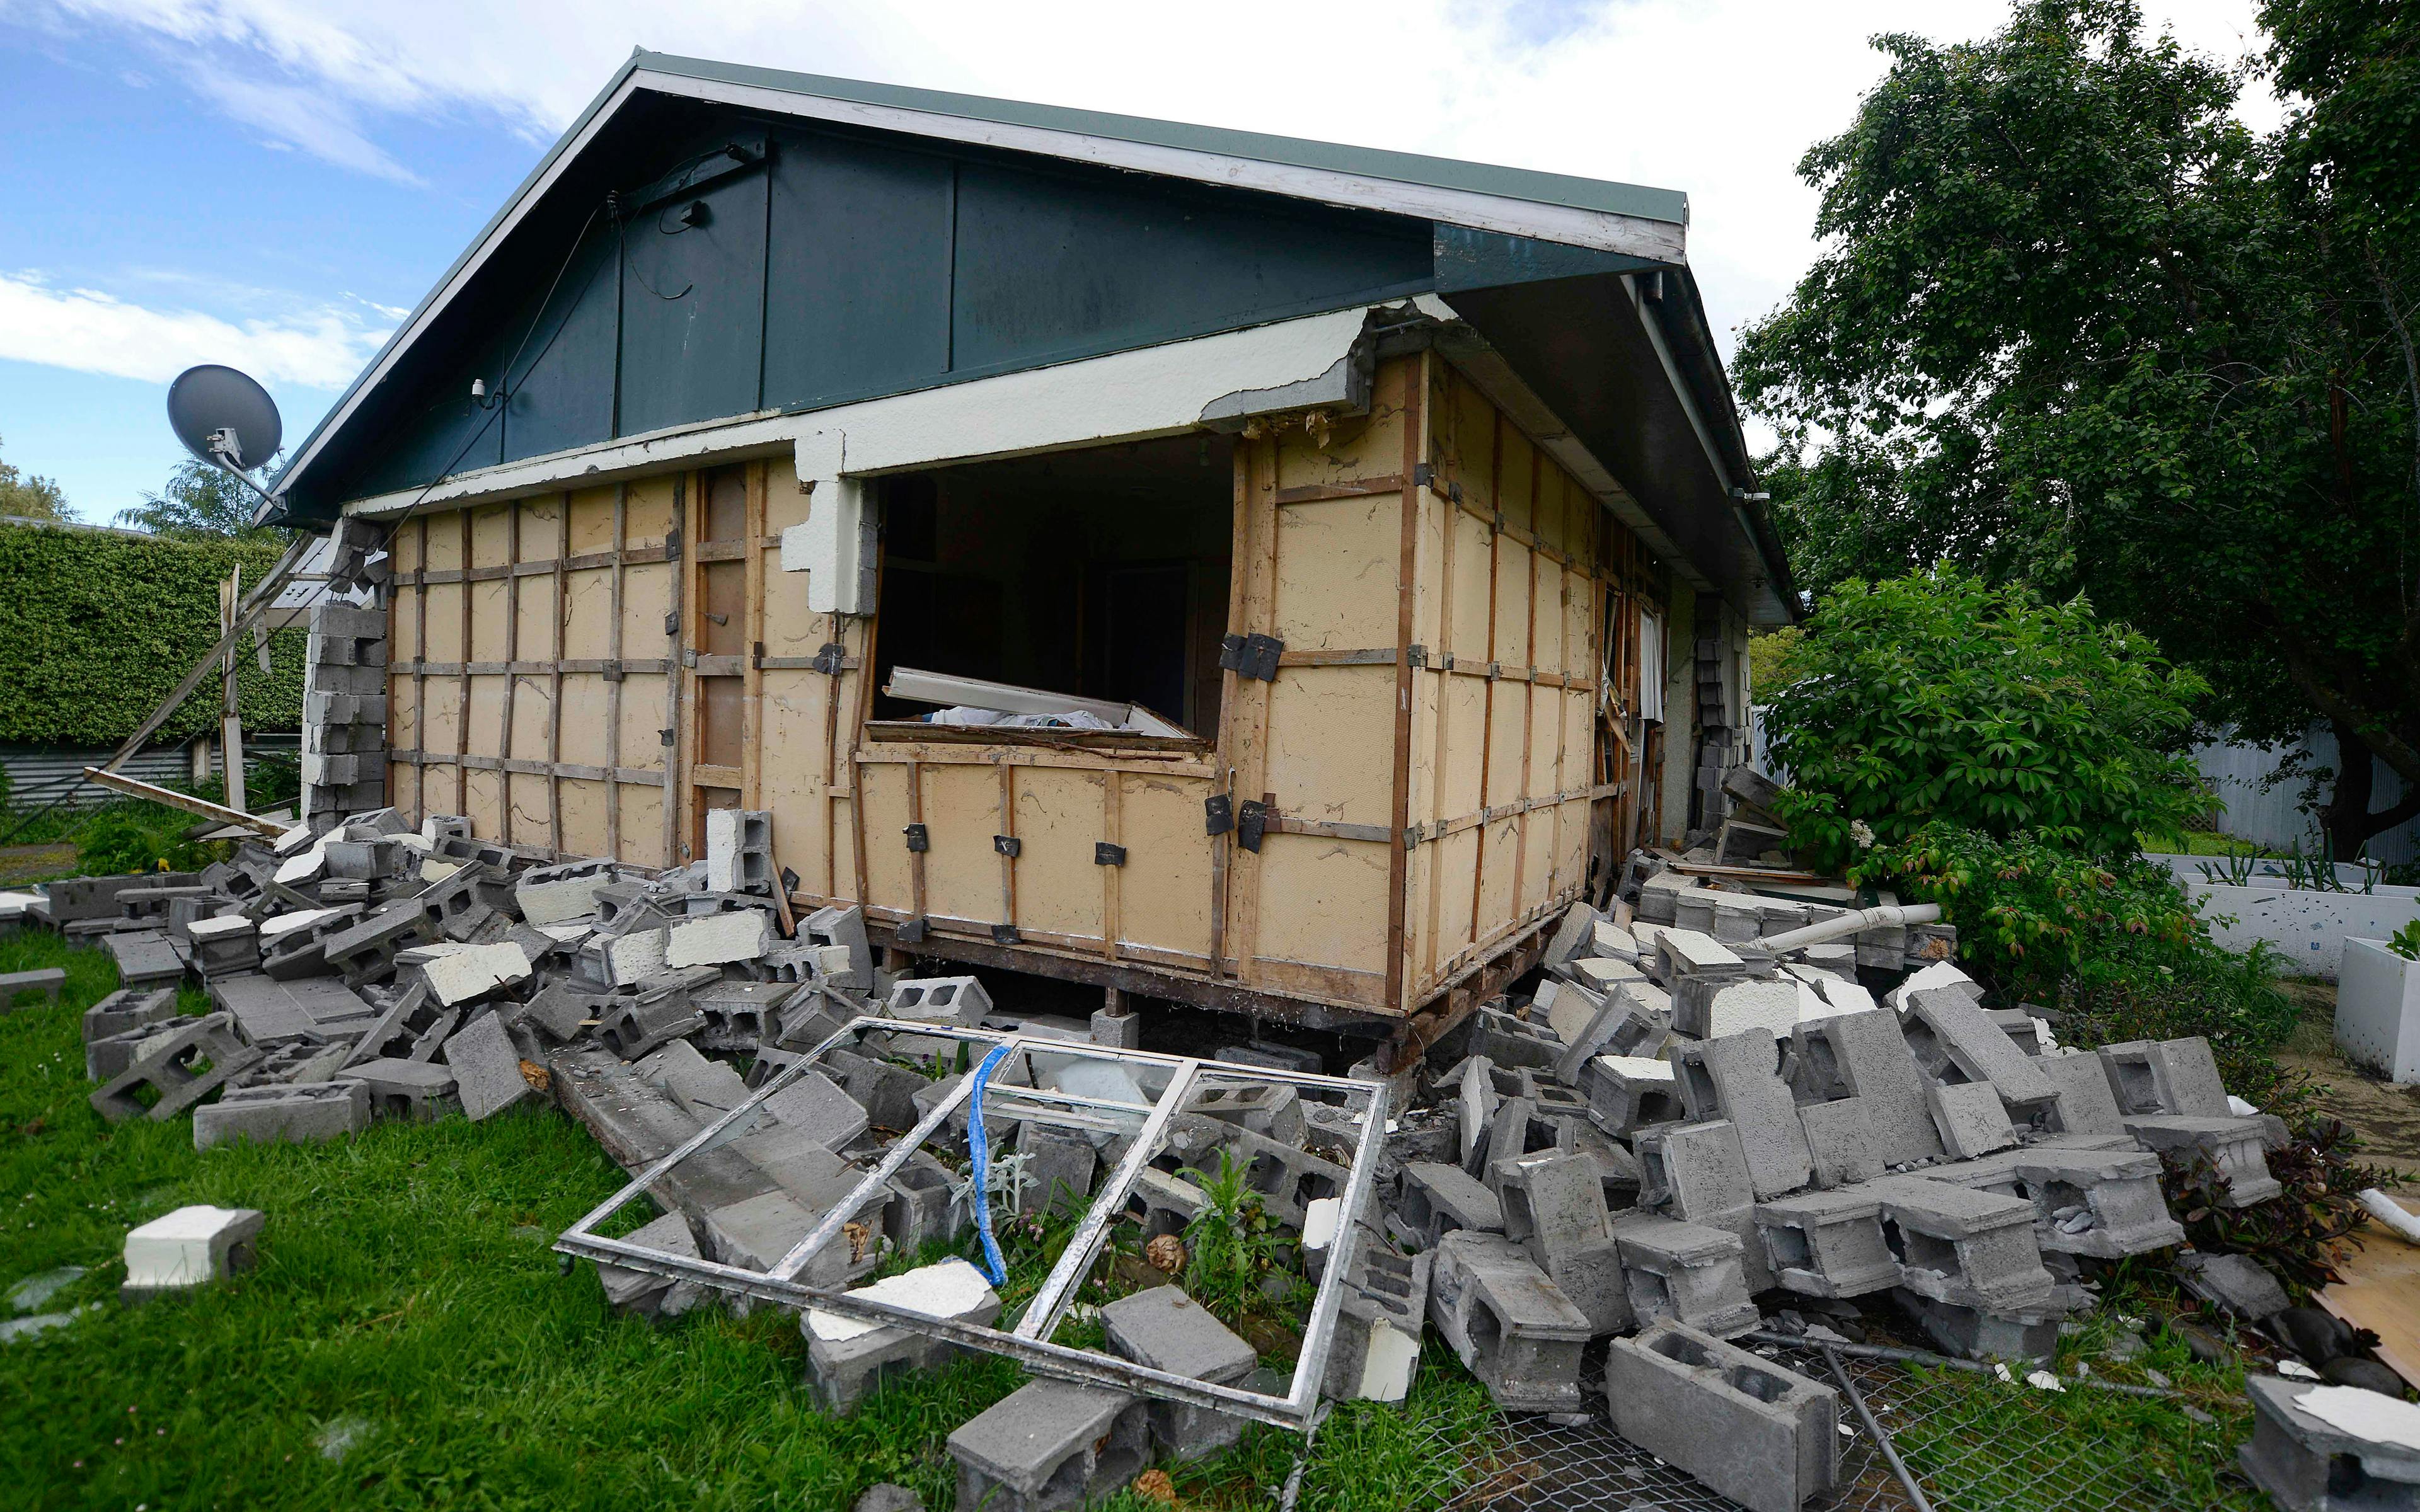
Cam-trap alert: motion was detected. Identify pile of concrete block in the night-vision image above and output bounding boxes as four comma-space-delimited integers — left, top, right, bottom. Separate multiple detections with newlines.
301, 602, 389, 822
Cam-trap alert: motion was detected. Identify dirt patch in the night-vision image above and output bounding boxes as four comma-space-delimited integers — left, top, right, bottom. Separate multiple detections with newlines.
2276, 977, 2420, 1198
0, 844, 78, 889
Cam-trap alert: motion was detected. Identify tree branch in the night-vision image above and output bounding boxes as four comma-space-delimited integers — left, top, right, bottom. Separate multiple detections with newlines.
2274, 634, 2420, 791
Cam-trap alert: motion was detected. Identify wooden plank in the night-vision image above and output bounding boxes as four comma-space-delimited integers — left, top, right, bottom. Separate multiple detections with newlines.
548, 492, 570, 854
606, 484, 626, 862
1102, 769, 1123, 962
1384, 350, 1427, 1014
455, 510, 472, 817
1420, 396, 1461, 985
742, 461, 766, 810
997, 759, 1017, 935
499, 501, 521, 845
83, 765, 284, 837
2319, 1230, 2420, 1390
660, 475, 684, 868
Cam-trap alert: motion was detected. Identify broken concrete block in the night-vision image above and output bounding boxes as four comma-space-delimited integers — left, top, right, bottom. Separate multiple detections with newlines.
1398, 1161, 1505, 1247
1605, 1321, 1840, 1512
1654, 927, 1748, 985
2176, 1251, 2291, 1321
1870, 1176, 2055, 1312
1584, 1054, 1686, 1137
805, 1257, 1002, 1414
1427, 1230, 1593, 1412
798, 905, 873, 988
1754, 1188, 1901, 1298
1541, 900, 1599, 968
2237, 1374, 2420, 1512
193, 1080, 372, 1150
1927, 1080, 2019, 1159
885, 975, 992, 1027
1790, 1009, 1944, 1163
2039, 1050, 2128, 1135
1799, 1097, 1891, 1188
1103, 1286, 1258, 1461
948, 1379, 1151, 1512
2099, 1037, 2233, 1118
2124, 1114, 2286, 1205
1673, 1031, 1814, 1198
1611, 1212, 1760, 1338
1886, 959, 1985, 1011
441, 1011, 536, 1121
664, 908, 772, 969
1901, 986, 2057, 1106
1322, 1247, 1432, 1403
338, 1057, 461, 1121
604, 925, 671, 986
122, 1205, 265, 1300
88, 1012, 262, 1123
413, 941, 533, 1007
512, 858, 613, 926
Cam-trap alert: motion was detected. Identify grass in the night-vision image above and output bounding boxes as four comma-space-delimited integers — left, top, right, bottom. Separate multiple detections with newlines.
0, 931, 1501, 1512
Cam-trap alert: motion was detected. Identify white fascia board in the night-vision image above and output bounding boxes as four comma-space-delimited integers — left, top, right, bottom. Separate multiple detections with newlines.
659, 70, 1688, 265
341, 297, 1446, 520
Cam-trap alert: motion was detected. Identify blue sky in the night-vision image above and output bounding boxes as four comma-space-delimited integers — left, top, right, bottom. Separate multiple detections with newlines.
0, 0, 2271, 526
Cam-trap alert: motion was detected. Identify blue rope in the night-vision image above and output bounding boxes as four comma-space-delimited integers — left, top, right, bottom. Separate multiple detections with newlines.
964, 1042, 1018, 1286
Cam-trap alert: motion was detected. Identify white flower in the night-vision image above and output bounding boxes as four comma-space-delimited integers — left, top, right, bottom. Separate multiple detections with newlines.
1850, 819, 1876, 849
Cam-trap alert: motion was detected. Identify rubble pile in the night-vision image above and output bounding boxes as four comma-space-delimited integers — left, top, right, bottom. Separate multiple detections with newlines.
3, 784, 2377, 1512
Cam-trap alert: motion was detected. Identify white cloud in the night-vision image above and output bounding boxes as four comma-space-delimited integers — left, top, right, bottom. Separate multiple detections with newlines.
187, 70, 423, 183
0, 271, 390, 389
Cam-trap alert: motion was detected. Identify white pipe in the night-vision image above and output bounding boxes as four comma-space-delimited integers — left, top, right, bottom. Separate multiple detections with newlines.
1754, 902, 1943, 955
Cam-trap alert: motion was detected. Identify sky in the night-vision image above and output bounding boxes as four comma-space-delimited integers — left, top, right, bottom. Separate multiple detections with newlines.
0, 0, 2281, 525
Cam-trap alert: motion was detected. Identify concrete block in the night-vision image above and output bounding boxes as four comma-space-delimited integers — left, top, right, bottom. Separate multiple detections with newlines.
1399, 1161, 1504, 1246
1541, 900, 1599, 968
1427, 1230, 1593, 1412
885, 974, 992, 1027
1754, 1188, 1901, 1298
185, 915, 258, 978
321, 900, 437, 985
948, 1379, 1151, 1512
86, 1020, 173, 1084
1790, 1009, 1944, 1162
821, 1047, 929, 1133
1211, 1124, 1349, 1228
1472, 1005, 1562, 1072
2006, 1148, 2185, 1257
1605, 1321, 1840, 1512
88, 1012, 262, 1123
2238, 1375, 2420, 1512
441, 1011, 536, 1121
193, 1080, 371, 1150
1583, 1053, 1685, 1137
1654, 927, 1747, 984
1799, 1097, 1891, 1188
799, 904, 873, 988
1103, 1286, 1257, 1460
2123, 1114, 2286, 1205
514, 859, 614, 926
1015, 1124, 1098, 1217
1186, 1081, 1305, 1145
805, 1257, 1002, 1413
878, 1150, 962, 1253
338, 1057, 461, 1121
1090, 1004, 1141, 1049
1673, 977, 1801, 1041
1927, 1080, 2019, 1159
1636, 1121, 1754, 1222
1322, 1247, 1432, 1403
2098, 1037, 2233, 1118
415, 941, 533, 1007
1902, 987, 2057, 1105
1870, 1176, 2055, 1312
666, 908, 773, 968
763, 1065, 872, 1151
1673, 1032, 1814, 1198
596, 1211, 710, 1319
1498, 1151, 1611, 1259
1611, 1212, 1760, 1337
1893, 1286, 2069, 1364
705, 808, 775, 896
122, 1205, 265, 1300
81, 987, 178, 1043
2039, 1051, 2128, 1135
2175, 1251, 2291, 1320
105, 929, 184, 989
598, 994, 708, 1061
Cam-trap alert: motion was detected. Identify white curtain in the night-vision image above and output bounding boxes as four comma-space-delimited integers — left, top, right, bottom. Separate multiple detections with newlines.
1636, 607, 1666, 723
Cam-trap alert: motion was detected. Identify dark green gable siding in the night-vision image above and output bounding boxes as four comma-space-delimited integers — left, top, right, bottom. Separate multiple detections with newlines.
332, 115, 1433, 505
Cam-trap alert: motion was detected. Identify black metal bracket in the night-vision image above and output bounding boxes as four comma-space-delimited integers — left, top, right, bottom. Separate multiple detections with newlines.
810, 642, 848, 675
664, 612, 679, 637
1204, 794, 1234, 836
602, 661, 625, 683
1219, 633, 1284, 682
896, 916, 928, 946
1407, 644, 1428, 670
664, 528, 683, 561
780, 867, 799, 895
1095, 842, 1127, 867
1412, 461, 1434, 487
993, 835, 1022, 858
991, 924, 1021, 945
1237, 799, 1269, 854
903, 823, 929, 853
658, 728, 675, 747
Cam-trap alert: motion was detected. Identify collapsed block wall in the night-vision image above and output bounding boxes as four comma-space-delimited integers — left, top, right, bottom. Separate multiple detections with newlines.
302, 602, 388, 824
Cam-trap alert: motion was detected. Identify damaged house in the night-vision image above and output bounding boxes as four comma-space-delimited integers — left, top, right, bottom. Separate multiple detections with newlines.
266, 52, 1795, 1061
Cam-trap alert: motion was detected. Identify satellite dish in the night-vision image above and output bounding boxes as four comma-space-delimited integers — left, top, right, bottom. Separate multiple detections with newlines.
167, 365, 282, 474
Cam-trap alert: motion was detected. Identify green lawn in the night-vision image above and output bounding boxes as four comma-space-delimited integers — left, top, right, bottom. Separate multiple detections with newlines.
0, 931, 2273, 1511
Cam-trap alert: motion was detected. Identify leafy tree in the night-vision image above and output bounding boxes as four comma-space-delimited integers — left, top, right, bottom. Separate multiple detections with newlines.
117, 455, 285, 539
1737, 0, 2420, 858
1761, 570, 2205, 869
0, 433, 69, 522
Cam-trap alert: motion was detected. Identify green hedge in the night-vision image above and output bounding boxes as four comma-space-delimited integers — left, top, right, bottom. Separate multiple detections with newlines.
0, 523, 308, 747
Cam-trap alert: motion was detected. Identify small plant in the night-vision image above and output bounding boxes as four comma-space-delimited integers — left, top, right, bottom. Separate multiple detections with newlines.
1179, 1148, 1284, 1331
2196, 849, 2261, 888
2388, 920, 2420, 963
75, 809, 212, 874
2158, 1117, 2387, 1298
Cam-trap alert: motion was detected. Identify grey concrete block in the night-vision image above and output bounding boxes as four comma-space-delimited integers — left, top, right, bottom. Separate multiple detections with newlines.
1541, 1236, 1631, 1335
1673, 977, 1800, 1041
596, 1211, 710, 1319
1799, 1097, 1891, 1188
1187, 1080, 1305, 1144
1103, 1286, 1257, 1460
1499, 1150, 1611, 1262
1902, 987, 2057, 1105
1893, 1287, 2068, 1365
2123, 1114, 2285, 1205
1015, 1124, 1098, 1217
1754, 1189, 1901, 1298
81, 987, 176, 1043
88, 1012, 262, 1123
1635, 1120, 1754, 1222
442, 1010, 536, 1121
105, 929, 185, 988
339, 1057, 462, 1121
193, 1080, 371, 1150
1611, 1212, 1760, 1337
884, 974, 991, 1026
2175, 1251, 2291, 1321
1542, 900, 1599, 968
763, 1065, 871, 1152
805, 1257, 1002, 1414
1427, 1230, 1593, 1412
1791, 1008, 1944, 1162
1673, 1031, 1814, 1198
799, 904, 873, 988
1606, 1321, 1840, 1512
2006, 1148, 2185, 1257
2038, 1051, 2128, 1135
1472, 1006, 1563, 1072
1927, 1079, 2018, 1159
948, 1379, 1151, 1512
2099, 1037, 2233, 1118
1322, 1247, 1432, 1403
1870, 1176, 2055, 1312
1583, 1053, 1686, 1137
2238, 1374, 2420, 1512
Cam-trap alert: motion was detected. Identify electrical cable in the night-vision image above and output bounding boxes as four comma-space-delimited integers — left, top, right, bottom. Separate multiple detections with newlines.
962, 1041, 1019, 1288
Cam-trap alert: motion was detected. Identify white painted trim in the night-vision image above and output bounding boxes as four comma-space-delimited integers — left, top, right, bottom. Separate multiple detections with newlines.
660, 71, 1689, 264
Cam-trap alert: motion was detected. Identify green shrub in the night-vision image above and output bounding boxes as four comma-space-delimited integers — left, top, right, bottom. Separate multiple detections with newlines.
1765, 570, 2206, 871
74, 808, 217, 876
